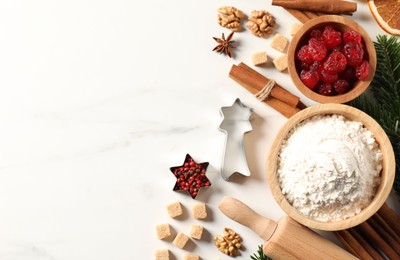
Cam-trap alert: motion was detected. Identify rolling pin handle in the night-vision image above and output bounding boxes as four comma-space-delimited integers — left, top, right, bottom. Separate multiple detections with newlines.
218, 196, 278, 241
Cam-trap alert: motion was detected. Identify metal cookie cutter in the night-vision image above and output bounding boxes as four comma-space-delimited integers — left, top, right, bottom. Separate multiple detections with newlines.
218, 98, 253, 181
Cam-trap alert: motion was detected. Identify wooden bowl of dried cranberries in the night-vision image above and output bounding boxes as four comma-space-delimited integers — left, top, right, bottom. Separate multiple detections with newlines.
287, 15, 376, 103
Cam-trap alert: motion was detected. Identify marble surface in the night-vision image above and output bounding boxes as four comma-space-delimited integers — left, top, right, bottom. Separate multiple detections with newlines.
0, 1, 398, 259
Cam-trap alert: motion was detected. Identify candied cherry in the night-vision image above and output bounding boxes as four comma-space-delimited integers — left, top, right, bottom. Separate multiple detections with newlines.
315, 83, 333, 96
300, 69, 319, 89
321, 26, 342, 49
296, 45, 314, 63
323, 52, 347, 74
332, 43, 343, 52
343, 41, 364, 66
310, 60, 323, 73
320, 69, 339, 83
297, 61, 311, 70
361, 42, 369, 59
338, 65, 358, 84
355, 60, 370, 80
333, 79, 351, 94
343, 30, 362, 44
308, 38, 327, 61
311, 29, 322, 39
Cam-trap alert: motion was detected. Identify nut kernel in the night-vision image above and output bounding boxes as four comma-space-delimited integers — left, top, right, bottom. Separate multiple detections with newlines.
214, 227, 242, 256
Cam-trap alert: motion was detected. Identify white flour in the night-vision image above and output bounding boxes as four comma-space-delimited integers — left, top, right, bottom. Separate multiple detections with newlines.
277, 114, 382, 222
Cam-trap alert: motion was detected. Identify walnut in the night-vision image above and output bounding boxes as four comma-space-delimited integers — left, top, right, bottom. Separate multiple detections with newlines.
214, 227, 242, 257
217, 6, 245, 32
246, 10, 275, 37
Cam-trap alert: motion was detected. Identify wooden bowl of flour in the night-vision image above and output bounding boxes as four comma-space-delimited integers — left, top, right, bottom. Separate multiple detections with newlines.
267, 103, 395, 231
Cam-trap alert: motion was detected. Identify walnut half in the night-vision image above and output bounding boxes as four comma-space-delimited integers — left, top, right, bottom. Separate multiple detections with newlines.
246, 10, 275, 38
214, 227, 242, 257
217, 6, 245, 32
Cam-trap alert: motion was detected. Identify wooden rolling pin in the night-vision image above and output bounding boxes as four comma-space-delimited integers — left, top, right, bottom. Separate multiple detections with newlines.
219, 196, 357, 259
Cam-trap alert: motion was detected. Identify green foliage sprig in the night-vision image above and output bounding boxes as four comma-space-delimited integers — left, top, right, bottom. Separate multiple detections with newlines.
250, 245, 272, 260
349, 35, 400, 199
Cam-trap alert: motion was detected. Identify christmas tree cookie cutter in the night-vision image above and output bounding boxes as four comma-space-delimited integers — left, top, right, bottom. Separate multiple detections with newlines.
218, 98, 253, 181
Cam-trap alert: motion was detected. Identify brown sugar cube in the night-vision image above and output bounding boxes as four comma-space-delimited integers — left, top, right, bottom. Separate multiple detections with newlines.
270, 34, 289, 52
184, 254, 199, 260
192, 203, 207, 219
251, 51, 268, 66
166, 201, 183, 218
172, 232, 189, 249
155, 249, 170, 260
273, 55, 288, 72
190, 224, 204, 239
290, 22, 303, 36
156, 223, 171, 240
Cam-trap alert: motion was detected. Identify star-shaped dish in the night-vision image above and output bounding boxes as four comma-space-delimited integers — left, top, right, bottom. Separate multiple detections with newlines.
170, 154, 211, 199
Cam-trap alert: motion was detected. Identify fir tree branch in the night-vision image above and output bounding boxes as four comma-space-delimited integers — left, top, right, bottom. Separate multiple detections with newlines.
250, 245, 272, 260
349, 35, 400, 200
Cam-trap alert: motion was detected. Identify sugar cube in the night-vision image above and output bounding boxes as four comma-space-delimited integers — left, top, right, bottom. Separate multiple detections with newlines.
166, 201, 183, 218
271, 34, 289, 52
273, 55, 288, 72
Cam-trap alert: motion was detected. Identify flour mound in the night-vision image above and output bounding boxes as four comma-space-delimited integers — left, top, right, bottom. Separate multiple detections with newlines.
277, 115, 382, 222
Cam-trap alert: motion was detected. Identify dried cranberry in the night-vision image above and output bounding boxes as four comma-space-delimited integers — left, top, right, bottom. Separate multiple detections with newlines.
311, 29, 322, 39
297, 60, 311, 70
355, 60, 370, 80
323, 52, 347, 74
308, 38, 327, 61
321, 25, 342, 49
315, 83, 333, 96
343, 30, 362, 44
338, 65, 358, 84
332, 43, 343, 53
296, 45, 314, 63
361, 43, 369, 60
320, 69, 338, 83
300, 69, 319, 89
343, 41, 364, 66
310, 60, 323, 73
333, 79, 351, 94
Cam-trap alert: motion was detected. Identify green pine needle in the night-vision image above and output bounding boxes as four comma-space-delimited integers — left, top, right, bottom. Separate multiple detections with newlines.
250, 245, 272, 260
348, 35, 400, 200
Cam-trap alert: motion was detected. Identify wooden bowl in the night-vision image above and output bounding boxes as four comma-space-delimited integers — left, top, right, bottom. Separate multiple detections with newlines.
287, 15, 376, 103
267, 104, 395, 231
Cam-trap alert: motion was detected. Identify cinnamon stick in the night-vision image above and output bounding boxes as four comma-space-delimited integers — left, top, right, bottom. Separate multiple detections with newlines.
229, 64, 300, 118
348, 228, 384, 260
367, 217, 400, 254
265, 98, 301, 118
378, 203, 400, 236
374, 212, 400, 243
272, 0, 357, 15
236, 62, 301, 107
284, 8, 310, 23
356, 221, 400, 259
333, 231, 362, 259
302, 10, 319, 20
297, 101, 307, 110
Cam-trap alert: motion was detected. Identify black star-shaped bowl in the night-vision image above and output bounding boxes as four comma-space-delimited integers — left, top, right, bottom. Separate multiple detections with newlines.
170, 154, 211, 199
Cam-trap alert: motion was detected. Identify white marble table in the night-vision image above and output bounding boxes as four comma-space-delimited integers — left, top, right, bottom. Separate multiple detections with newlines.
0, 1, 398, 259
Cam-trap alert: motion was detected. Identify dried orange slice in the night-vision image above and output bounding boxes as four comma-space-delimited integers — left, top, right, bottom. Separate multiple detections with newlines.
368, 0, 400, 36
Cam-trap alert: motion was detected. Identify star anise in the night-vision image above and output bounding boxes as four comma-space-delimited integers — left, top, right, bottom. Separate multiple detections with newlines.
212, 32, 235, 58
